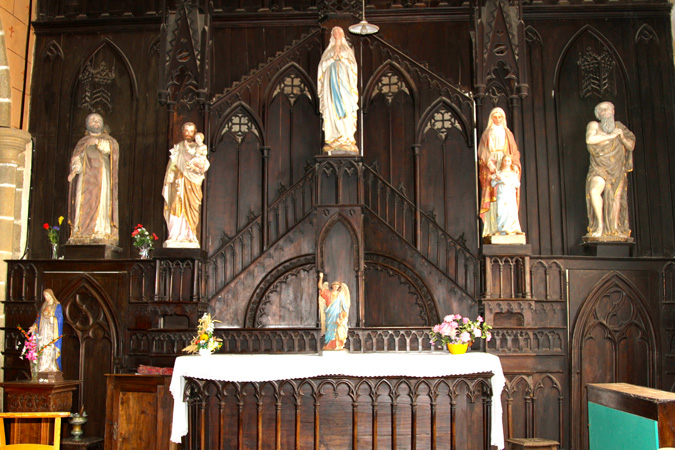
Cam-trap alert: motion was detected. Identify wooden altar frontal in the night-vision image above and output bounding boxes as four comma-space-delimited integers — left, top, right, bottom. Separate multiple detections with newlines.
170, 352, 505, 450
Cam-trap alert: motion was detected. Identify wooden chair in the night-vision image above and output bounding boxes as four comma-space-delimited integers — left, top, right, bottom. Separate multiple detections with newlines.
0, 412, 70, 450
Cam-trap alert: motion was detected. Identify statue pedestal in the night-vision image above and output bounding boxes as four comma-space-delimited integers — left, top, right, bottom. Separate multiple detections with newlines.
0, 380, 79, 445
582, 239, 634, 257
482, 243, 531, 256
63, 244, 122, 260
484, 233, 526, 245
153, 247, 207, 259
37, 371, 64, 382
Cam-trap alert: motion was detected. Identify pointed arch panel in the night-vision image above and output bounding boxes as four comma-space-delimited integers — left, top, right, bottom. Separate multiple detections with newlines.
571, 272, 657, 450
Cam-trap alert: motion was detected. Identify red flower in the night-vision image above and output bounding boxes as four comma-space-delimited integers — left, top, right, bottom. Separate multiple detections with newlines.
136, 224, 143, 228
131, 230, 139, 237
43, 223, 49, 230
152, 233, 158, 240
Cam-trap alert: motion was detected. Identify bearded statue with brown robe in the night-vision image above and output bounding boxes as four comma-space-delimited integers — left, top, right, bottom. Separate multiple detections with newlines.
584, 101, 636, 240
67, 113, 119, 245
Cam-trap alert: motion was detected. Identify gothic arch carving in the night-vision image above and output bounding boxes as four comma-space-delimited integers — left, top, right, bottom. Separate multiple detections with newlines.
417, 97, 471, 146
364, 253, 438, 325
553, 25, 629, 101
212, 101, 265, 148
530, 259, 565, 300
363, 60, 417, 113
316, 158, 362, 205
264, 62, 318, 114
149, 34, 162, 58
571, 271, 657, 450
70, 37, 139, 110
42, 40, 64, 62
317, 213, 361, 272
58, 274, 121, 358
525, 26, 543, 47
635, 23, 659, 45
317, 158, 360, 180
244, 254, 316, 328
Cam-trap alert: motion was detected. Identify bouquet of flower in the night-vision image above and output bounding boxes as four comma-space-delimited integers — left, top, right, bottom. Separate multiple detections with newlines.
17, 326, 63, 362
18, 326, 37, 362
430, 314, 492, 346
131, 224, 158, 249
182, 313, 223, 354
43, 216, 64, 245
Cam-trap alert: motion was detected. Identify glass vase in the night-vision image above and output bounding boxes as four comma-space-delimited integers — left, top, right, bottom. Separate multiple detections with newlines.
138, 245, 151, 259
30, 360, 38, 381
50, 242, 59, 259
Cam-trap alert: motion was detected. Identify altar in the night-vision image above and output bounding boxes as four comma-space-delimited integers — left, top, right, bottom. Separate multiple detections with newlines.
170, 352, 505, 449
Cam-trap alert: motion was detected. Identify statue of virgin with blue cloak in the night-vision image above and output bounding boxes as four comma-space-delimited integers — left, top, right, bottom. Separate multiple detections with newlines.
317, 26, 359, 154
28, 288, 64, 373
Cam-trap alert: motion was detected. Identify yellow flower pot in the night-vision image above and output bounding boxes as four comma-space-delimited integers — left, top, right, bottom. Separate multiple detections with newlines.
447, 342, 469, 354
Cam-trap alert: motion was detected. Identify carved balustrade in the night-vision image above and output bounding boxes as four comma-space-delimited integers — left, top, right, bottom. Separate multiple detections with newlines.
348, 327, 443, 353
206, 169, 315, 297
363, 165, 478, 297
482, 256, 567, 302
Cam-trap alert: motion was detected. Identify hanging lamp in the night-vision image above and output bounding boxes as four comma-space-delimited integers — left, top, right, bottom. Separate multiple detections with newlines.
348, 0, 379, 35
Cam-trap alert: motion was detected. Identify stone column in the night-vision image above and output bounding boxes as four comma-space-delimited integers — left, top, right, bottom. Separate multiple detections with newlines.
0, 128, 32, 388
0, 128, 31, 280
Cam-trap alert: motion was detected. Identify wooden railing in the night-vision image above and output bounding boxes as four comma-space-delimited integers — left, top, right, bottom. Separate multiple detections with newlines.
363, 165, 478, 297
128, 327, 488, 358
483, 256, 567, 301
207, 163, 477, 299
348, 327, 465, 353
487, 327, 566, 354
206, 169, 316, 296
6, 260, 205, 305
129, 328, 322, 357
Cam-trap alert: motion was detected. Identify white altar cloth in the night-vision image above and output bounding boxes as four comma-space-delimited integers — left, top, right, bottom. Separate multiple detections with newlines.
170, 351, 505, 449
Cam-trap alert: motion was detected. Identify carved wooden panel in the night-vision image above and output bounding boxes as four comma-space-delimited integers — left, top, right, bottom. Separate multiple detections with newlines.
571, 273, 657, 450
363, 63, 416, 198
363, 256, 436, 327
252, 264, 317, 327
555, 26, 630, 256
184, 374, 492, 450
502, 373, 565, 447
59, 281, 117, 441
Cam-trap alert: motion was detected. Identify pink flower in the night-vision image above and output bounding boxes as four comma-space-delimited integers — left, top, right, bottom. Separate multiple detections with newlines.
438, 322, 453, 336
460, 332, 471, 343
462, 317, 469, 324
477, 316, 484, 323
443, 315, 454, 323
433, 324, 442, 333
486, 332, 492, 342
474, 328, 482, 338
